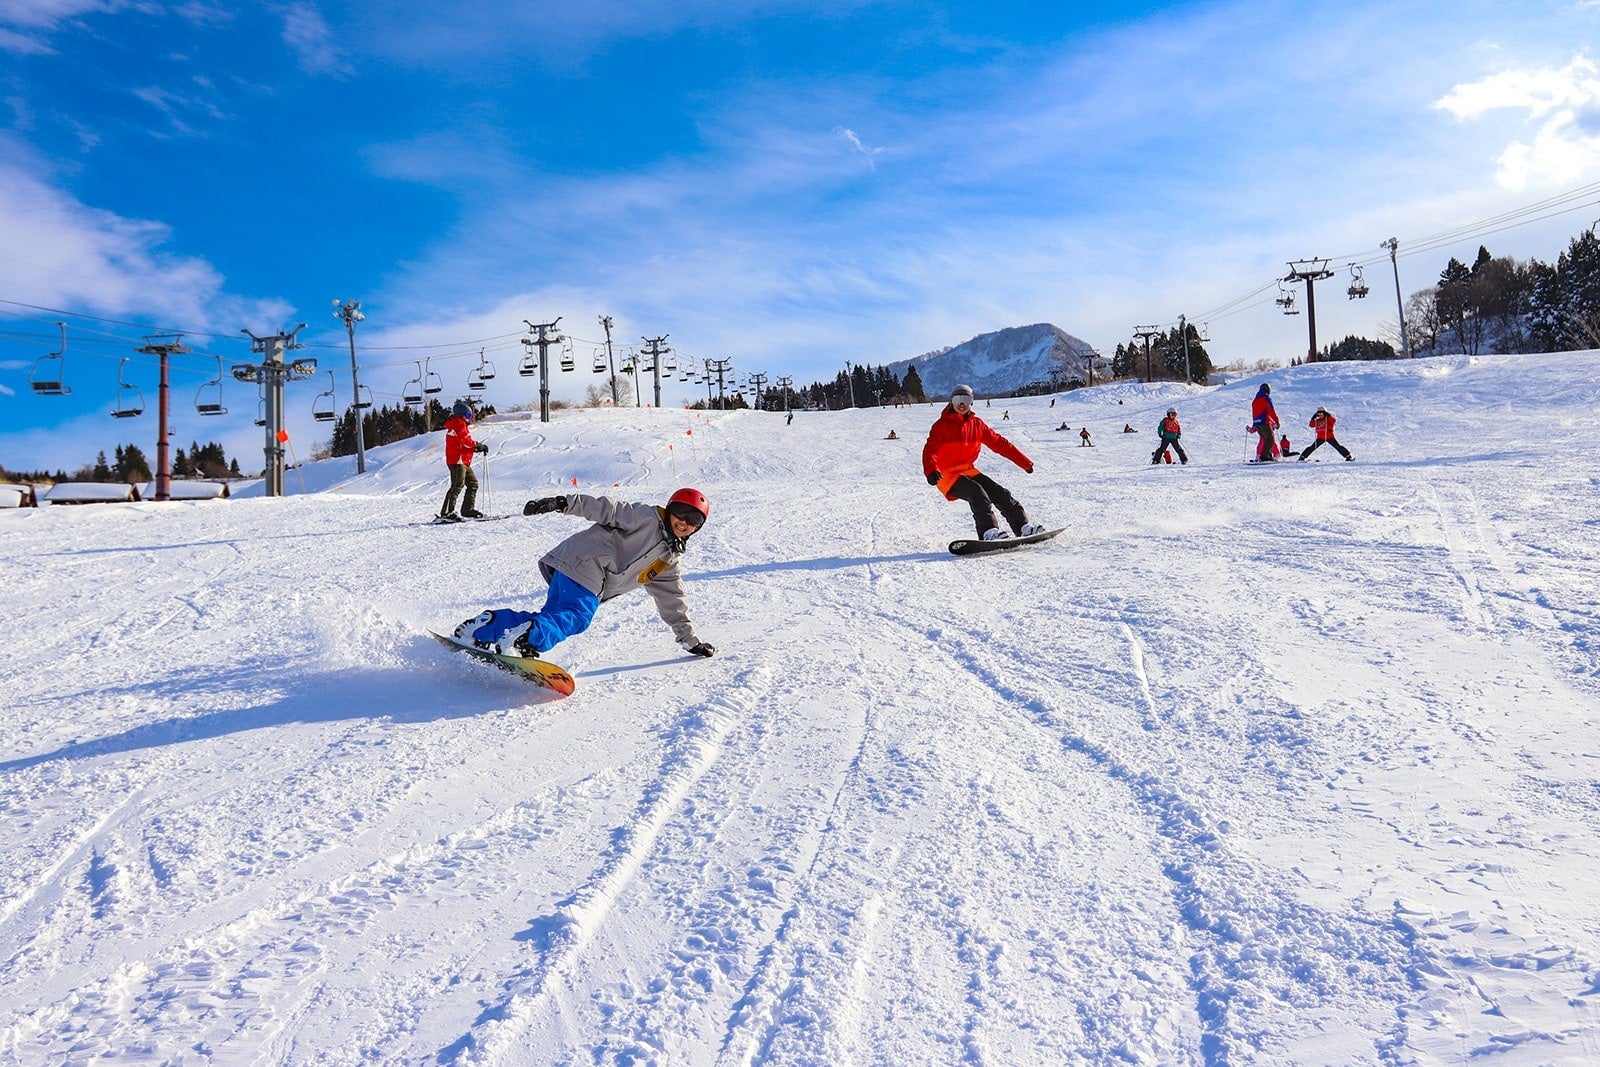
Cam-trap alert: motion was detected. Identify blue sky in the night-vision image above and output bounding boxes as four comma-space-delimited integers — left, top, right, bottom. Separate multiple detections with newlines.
3, 0, 1600, 474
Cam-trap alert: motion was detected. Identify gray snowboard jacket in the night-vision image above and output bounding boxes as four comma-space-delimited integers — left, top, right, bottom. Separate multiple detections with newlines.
538, 493, 701, 648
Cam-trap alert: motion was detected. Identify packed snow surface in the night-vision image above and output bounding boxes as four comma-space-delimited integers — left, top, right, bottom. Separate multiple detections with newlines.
5, 351, 1600, 1065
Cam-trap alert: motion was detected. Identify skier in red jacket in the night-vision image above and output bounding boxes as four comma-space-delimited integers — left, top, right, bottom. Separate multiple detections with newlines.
922, 384, 1044, 541
1250, 383, 1280, 461
1299, 406, 1353, 461
439, 401, 489, 522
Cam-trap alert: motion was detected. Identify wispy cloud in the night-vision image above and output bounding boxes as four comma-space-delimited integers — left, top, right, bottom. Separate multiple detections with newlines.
1435, 54, 1600, 188
280, 1, 350, 77
833, 126, 887, 171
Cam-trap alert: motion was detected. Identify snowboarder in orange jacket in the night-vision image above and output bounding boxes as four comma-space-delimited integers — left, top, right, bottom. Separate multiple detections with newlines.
922, 384, 1044, 542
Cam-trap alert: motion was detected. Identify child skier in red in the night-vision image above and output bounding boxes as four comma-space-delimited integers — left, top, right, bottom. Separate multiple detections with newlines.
1300, 406, 1354, 461
922, 384, 1043, 542
439, 401, 488, 521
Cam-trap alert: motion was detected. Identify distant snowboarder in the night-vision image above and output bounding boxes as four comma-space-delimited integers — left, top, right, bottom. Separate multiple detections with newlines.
1152, 408, 1187, 465
450, 488, 716, 660
922, 384, 1044, 542
439, 401, 488, 521
1080, 427, 1093, 447
1300, 406, 1354, 461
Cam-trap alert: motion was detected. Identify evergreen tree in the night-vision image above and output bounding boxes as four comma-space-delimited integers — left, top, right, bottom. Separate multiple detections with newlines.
92, 451, 111, 481
902, 365, 927, 402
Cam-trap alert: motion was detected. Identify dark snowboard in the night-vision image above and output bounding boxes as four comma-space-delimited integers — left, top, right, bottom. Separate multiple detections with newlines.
949, 527, 1065, 556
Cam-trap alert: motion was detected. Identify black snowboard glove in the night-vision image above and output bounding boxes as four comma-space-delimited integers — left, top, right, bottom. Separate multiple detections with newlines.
475, 442, 489, 454
688, 642, 715, 658
926, 471, 940, 486
523, 496, 567, 516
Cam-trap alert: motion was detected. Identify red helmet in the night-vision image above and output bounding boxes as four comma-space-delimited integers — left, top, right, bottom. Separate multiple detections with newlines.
666, 487, 709, 527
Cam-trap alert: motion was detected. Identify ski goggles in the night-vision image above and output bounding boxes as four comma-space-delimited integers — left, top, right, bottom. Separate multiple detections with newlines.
666, 501, 706, 529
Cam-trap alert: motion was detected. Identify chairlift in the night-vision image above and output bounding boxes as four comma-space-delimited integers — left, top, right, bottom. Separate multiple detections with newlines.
195, 355, 228, 415
423, 358, 444, 396
403, 362, 425, 407
110, 357, 145, 418
467, 365, 488, 391
519, 348, 538, 377
313, 371, 337, 422
1276, 281, 1299, 315
592, 347, 607, 374
29, 322, 70, 395
1347, 265, 1369, 300
475, 347, 497, 382
254, 391, 267, 427
559, 340, 575, 373
355, 384, 373, 409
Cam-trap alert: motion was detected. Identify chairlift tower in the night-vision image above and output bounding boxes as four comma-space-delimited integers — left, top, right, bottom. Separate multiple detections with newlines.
333, 299, 368, 474
704, 357, 734, 409
1284, 258, 1334, 363
1132, 325, 1160, 384
234, 324, 315, 496
640, 335, 670, 408
134, 335, 190, 501
522, 318, 563, 423
746, 371, 769, 410
775, 375, 794, 413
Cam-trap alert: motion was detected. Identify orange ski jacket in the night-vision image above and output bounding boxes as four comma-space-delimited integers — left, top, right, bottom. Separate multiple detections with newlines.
922, 404, 1033, 499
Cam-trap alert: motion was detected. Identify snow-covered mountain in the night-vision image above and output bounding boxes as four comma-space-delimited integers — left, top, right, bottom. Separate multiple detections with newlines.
887, 322, 1104, 396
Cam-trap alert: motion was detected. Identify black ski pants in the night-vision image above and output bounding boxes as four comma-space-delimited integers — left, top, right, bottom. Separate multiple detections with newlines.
442, 463, 479, 516
1298, 436, 1351, 461
1152, 439, 1188, 464
949, 472, 1028, 537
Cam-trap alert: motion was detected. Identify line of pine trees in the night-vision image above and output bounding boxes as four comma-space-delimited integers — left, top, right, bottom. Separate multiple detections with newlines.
327, 400, 496, 457
2, 440, 239, 486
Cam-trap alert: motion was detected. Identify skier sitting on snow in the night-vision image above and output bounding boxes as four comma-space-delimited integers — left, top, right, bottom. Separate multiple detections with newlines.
1250, 383, 1280, 461
452, 488, 715, 659
922, 384, 1044, 542
439, 401, 489, 521
1152, 408, 1187, 465
1299, 406, 1353, 461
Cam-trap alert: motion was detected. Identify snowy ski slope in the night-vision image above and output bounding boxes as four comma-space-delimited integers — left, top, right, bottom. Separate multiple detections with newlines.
4, 351, 1600, 1064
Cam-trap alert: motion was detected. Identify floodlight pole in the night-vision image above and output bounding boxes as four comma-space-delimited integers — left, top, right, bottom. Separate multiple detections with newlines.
334, 299, 368, 473
599, 315, 619, 405
1381, 238, 1411, 358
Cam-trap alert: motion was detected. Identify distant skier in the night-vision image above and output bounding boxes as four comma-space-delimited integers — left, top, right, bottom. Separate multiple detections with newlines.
1152, 408, 1187, 465
1080, 427, 1093, 446
922, 384, 1044, 542
451, 488, 715, 659
439, 401, 489, 521
1279, 435, 1299, 458
1250, 383, 1280, 461
1300, 406, 1354, 461
885, 430, 899, 440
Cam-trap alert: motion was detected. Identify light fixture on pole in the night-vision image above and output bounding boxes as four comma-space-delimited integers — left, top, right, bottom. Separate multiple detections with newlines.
333, 299, 367, 473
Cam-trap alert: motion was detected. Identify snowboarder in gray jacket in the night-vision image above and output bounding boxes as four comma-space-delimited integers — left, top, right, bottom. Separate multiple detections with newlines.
452, 488, 715, 659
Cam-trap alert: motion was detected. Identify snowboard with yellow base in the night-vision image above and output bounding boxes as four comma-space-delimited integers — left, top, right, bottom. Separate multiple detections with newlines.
430, 630, 576, 697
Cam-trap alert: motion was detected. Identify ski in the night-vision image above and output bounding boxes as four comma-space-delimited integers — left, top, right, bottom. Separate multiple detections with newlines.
949, 527, 1065, 556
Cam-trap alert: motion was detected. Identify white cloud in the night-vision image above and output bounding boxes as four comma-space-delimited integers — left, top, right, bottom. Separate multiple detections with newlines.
281, 2, 349, 77
1435, 55, 1600, 188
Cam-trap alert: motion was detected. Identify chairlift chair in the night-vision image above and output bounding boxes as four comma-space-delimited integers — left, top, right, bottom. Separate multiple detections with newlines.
195, 355, 228, 415
476, 348, 497, 381
423, 358, 444, 396
110, 357, 145, 418
1347, 265, 1369, 300
1276, 281, 1299, 315
519, 348, 538, 377
313, 372, 337, 422
254, 393, 267, 427
467, 366, 487, 391
355, 384, 373, 409
29, 322, 70, 396
403, 362, 425, 407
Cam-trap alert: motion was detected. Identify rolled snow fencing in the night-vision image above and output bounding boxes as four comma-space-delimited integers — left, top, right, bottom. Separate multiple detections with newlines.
41, 482, 142, 505
0, 483, 38, 508
138, 480, 232, 500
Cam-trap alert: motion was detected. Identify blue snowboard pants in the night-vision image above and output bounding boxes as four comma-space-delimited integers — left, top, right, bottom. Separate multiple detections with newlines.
477, 571, 600, 653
